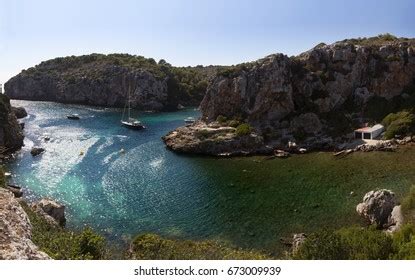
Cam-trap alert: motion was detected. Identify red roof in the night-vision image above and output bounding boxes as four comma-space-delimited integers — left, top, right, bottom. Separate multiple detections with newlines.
355, 127, 371, 132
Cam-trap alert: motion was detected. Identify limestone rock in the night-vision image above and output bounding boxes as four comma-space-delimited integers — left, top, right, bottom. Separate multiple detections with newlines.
32, 198, 66, 226
165, 37, 415, 155
386, 205, 404, 233
356, 189, 397, 228
292, 233, 307, 253
5, 184, 23, 198
0, 188, 50, 260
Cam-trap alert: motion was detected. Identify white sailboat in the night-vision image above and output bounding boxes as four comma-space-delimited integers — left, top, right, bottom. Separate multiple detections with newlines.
121, 80, 145, 130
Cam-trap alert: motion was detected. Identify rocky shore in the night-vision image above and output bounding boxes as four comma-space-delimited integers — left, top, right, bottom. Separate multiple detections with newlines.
165, 35, 415, 156
0, 95, 24, 158
0, 188, 51, 260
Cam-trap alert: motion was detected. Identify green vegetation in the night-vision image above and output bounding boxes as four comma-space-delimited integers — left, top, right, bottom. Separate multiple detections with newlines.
21, 202, 108, 260
338, 33, 410, 46
382, 111, 415, 139
293, 186, 415, 260
216, 115, 228, 124
401, 186, 415, 221
293, 225, 415, 260
22, 53, 228, 107
0, 166, 5, 188
216, 62, 256, 78
128, 233, 269, 260
235, 123, 252, 136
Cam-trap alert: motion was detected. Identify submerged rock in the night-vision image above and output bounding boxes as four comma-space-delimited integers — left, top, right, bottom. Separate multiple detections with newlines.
356, 189, 397, 228
0, 188, 50, 260
32, 198, 66, 226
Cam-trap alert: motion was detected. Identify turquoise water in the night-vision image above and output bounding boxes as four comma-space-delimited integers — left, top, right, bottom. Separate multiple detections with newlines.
6, 100, 415, 254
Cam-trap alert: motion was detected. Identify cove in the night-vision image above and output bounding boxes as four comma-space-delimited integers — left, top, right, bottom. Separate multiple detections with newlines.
6, 100, 415, 254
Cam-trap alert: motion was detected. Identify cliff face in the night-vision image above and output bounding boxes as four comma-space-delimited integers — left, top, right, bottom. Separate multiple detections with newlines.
5, 54, 223, 111
165, 35, 415, 154
0, 188, 50, 260
0, 95, 24, 151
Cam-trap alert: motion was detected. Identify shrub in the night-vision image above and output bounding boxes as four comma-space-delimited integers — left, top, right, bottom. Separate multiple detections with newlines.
391, 224, 415, 259
128, 234, 269, 260
382, 111, 415, 139
78, 227, 107, 259
196, 129, 211, 139
236, 123, 252, 136
337, 226, 394, 260
20, 202, 109, 259
228, 120, 240, 128
0, 166, 5, 188
216, 115, 227, 124
401, 186, 415, 221
292, 229, 348, 260
293, 227, 395, 260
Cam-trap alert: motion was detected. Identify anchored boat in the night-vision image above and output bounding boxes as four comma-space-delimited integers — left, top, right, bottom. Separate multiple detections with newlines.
121, 80, 145, 130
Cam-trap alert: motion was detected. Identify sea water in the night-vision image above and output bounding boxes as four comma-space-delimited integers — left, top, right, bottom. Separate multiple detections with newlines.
6, 100, 415, 254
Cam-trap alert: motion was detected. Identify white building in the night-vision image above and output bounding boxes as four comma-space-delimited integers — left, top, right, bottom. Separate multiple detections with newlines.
354, 124, 385, 140
0, 83, 3, 94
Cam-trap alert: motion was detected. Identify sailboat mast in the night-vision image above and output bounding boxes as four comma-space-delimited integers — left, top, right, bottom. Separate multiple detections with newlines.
128, 82, 131, 120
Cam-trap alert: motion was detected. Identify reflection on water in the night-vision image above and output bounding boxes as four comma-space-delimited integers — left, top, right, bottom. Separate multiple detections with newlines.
6, 100, 415, 254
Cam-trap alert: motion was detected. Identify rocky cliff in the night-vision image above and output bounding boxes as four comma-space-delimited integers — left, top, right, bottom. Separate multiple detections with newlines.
164, 35, 415, 155
0, 188, 50, 260
0, 94, 24, 152
5, 54, 223, 111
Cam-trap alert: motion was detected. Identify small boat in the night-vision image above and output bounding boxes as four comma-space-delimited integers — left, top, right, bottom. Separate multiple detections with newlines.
67, 114, 80, 120
121, 80, 146, 130
121, 118, 145, 130
184, 117, 195, 124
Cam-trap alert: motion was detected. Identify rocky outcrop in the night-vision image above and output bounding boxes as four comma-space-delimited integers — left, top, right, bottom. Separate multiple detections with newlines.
356, 189, 397, 228
163, 121, 270, 155
6, 65, 168, 111
166, 35, 415, 155
32, 198, 66, 226
0, 188, 50, 259
30, 147, 45, 157
0, 94, 24, 152
11, 106, 27, 119
4, 54, 223, 111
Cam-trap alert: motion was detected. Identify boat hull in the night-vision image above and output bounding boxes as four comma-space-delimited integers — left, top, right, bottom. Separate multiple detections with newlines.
121, 121, 145, 130
67, 116, 80, 120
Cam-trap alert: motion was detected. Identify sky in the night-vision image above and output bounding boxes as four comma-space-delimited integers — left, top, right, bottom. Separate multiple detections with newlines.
1, 0, 414, 84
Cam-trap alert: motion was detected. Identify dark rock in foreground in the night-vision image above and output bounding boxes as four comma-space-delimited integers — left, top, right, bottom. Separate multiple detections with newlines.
0, 95, 24, 152
11, 106, 28, 119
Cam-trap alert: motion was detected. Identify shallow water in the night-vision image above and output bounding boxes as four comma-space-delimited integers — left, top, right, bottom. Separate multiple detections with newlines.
6, 100, 415, 254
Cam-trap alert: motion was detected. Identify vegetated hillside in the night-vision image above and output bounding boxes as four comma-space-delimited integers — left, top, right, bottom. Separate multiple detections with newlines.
5, 53, 226, 111
163, 34, 415, 155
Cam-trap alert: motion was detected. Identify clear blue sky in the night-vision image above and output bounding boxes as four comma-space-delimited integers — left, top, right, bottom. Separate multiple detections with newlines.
1, 0, 414, 83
